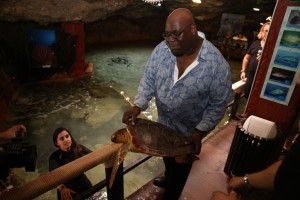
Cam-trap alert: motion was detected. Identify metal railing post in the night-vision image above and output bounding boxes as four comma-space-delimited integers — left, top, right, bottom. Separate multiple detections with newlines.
230, 92, 242, 119
106, 162, 124, 200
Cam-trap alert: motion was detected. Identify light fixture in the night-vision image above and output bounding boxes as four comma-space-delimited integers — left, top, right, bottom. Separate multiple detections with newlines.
192, 0, 201, 3
143, 0, 163, 5
253, 7, 260, 11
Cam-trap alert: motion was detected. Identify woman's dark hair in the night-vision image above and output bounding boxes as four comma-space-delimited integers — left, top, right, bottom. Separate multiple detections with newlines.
52, 127, 83, 158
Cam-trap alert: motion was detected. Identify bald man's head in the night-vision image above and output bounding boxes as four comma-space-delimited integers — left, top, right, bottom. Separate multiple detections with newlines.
163, 8, 201, 57
167, 8, 195, 26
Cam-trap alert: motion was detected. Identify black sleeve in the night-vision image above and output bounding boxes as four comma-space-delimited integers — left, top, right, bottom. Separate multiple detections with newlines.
49, 151, 61, 172
80, 144, 92, 155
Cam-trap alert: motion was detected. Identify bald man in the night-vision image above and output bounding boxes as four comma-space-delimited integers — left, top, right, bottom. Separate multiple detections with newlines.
123, 8, 231, 199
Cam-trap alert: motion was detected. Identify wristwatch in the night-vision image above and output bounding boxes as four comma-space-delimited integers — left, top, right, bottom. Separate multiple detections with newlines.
243, 174, 252, 192
241, 70, 245, 73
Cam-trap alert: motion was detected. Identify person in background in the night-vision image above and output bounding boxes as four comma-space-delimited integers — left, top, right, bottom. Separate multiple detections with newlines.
49, 127, 92, 200
217, 18, 233, 45
210, 74, 300, 200
240, 22, 271, 98
0, 124, 26, 195
122, 8, 232, 200
232, 33, 248, 50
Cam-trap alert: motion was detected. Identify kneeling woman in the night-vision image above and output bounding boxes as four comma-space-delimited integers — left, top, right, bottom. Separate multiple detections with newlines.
49, 127, 92, 200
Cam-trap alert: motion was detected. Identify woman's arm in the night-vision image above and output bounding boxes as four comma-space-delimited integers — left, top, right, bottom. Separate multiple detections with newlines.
240, 54, 250, 81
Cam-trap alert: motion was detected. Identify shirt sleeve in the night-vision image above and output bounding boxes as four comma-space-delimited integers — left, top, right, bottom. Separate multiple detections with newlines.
81, 145, 92, 155
195, 52, 232, 132
49, 152, 60, 172
134, 43, 163, 111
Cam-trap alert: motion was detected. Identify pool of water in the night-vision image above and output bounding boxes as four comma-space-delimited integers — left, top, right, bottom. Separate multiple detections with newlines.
5, 40, 245, 199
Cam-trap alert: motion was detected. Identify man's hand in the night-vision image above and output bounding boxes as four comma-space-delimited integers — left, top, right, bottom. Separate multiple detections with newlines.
182, 129, 207, 162
11, 125, 26, 137
122, 106, 141, 125
186, 129, 207, 155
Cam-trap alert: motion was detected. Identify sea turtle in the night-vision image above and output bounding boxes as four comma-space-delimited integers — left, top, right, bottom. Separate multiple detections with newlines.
109, 118, 197, 188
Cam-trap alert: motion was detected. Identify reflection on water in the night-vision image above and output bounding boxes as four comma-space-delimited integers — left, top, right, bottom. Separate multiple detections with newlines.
6, 41, 245, 199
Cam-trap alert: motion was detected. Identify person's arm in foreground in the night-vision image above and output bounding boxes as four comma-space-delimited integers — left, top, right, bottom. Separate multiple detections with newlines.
210, 160, 282, 200
0, 124, 26, 144
228, 160, 282, 192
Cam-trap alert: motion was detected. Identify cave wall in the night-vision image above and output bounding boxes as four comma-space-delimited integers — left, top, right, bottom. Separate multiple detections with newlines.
85, 15, 167, 45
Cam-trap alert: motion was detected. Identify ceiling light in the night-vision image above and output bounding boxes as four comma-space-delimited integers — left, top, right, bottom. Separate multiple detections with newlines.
253, 7, 260, 11
143, 0, 163, 5
192, 0, 202, 3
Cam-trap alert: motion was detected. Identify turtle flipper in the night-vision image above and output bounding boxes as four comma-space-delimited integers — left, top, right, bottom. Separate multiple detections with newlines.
109, 144, 128, 188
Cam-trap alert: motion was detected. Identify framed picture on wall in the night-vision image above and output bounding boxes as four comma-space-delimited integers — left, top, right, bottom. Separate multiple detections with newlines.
260, 6, 300, 105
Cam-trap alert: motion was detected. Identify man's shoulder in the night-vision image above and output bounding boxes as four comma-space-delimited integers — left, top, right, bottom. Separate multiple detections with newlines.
203, 39, 223, 55
152, 40, 170, 56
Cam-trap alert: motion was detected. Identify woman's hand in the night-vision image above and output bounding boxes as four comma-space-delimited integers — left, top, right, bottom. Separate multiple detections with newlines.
240, 72, 246, 81
60, 187, 76, 200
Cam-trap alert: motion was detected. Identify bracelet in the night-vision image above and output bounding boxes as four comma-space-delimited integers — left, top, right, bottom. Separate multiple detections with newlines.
243, 174, 252, 192
241, 70, 245, 73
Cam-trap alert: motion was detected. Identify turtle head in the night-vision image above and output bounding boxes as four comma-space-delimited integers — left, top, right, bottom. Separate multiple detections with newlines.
111, 128, 130, 143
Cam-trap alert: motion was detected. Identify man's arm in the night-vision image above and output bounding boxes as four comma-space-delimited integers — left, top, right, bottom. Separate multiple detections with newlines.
196, 55, 232, 134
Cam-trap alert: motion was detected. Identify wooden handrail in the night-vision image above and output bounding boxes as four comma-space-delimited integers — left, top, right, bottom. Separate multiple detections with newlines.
0, 143, 122, 200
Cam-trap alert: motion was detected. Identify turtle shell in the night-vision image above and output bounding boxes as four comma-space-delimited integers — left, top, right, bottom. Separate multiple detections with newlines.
109, 118, 197, 188
112, 118, 196, 157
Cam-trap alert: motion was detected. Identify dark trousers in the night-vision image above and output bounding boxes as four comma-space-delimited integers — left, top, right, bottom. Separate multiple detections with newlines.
163, 157, 193, 200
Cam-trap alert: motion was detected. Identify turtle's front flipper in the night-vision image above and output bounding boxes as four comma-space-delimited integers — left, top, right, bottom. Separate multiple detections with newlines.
109, 144, 128, 188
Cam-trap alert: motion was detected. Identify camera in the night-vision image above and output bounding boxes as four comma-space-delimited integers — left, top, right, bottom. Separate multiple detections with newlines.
0, 134, 37, 172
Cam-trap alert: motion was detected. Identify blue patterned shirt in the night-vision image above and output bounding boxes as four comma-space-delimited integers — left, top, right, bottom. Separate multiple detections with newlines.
134, 35, 232, 137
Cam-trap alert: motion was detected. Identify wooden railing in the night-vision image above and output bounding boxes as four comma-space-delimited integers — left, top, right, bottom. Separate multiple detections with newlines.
0, 80, 246, 200
0, 143, 122, 200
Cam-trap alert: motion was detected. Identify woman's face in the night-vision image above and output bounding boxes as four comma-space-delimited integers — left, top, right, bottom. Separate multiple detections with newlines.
262, 24, 270, 41
55, 130, 72, 152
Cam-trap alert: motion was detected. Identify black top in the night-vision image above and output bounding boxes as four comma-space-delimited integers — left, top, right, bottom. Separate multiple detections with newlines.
273, 135, 300, 200
49, 144, 92, 199
244, 39, 262, 98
